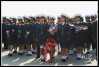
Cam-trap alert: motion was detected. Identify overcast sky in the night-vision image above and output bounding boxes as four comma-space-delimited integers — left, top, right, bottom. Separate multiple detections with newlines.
1, 1, 98, 22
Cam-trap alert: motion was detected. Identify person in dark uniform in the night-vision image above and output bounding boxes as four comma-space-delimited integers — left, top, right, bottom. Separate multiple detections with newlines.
48, 16, 57, 58
71, 17, 76, 53
68, 18, 75, 55
84, 15, 93, 54
57, 16, 61, 24
16, 17, 24, 55
29, 16, 37, 54
74, 15, 85, 60
11, 18, 18, 53
2, 17, 8, 50
91, 14, 97, 51
5, 18, 14, 56
57, 14, 70, 62
35, 15, 40, 23
48, 16, 57, 43
24, 17, 33, 56
65, 15, 69, 58
65, 15, 69, 24
40, 16, 57, 62
56, 16, 61, 54
80, 17, 87, 54
72, 17, 76, 24
35, 15, 49, 59
91, 14, 97, 60
23, 16, 27, 49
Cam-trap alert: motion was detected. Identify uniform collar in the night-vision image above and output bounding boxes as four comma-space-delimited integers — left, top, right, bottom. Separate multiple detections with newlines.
86, 22, 90, 24
13, 23, 15, 25
66, 22, 69, 24
69, 22, 73, 25
19, 24, 22, 25
42, 22, 44, 24
7, 24, 10, 25
41, 22, 44, 25
50, 23, 54, 25
37, 22, 40, 24
26, 23, 29, 24
31, 22, 34, 23
77, 22, 80, 24
61, 22, 65, 25
69, 23, 74, 26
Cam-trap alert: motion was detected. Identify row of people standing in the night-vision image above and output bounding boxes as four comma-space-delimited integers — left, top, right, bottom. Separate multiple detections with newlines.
56, 14, 97, 61
2, 14, 97, 62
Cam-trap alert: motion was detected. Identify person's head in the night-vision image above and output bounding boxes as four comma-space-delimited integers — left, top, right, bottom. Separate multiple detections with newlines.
25, 18, 29, 23
23, 16, 26, 22
72, 18, 76, 23
85, 16, 90, 22
65, 15, 69, 22
61, 15, 66, 22
75, 15, 81, 22
49, 16, 55, 24
2, 17, 6, 22
40, 16, 46, 22
12, 18, 16, 23
80, 17, 83, 22
18, 19, 23, 24
6, 18, 10, 24
68, 18, 72, 23
30, 17, 35, 22
57, 16, 61, 22
94, 14, 97, 20
90, 14, 97, 21
35, 16, 40, 22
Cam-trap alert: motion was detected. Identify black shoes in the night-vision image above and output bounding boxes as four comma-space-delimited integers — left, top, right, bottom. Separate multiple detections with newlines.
41, 59, 45, 62
8, 53, 12, 56
77, 58, 81, 60
69, 54, 73, 55
58, 52, 61, 54
36, 57, 40, 59
86, 52, 90, 54
95, 57, 97, 61
61, 59, 66, 62
52, 57, 55, 59
67, 57, 68, 59
13, 51, 17, 53
32, 52, 36, 54
27, 54, 32, 56
18, 53, 24, 55
74, 51, 77, 53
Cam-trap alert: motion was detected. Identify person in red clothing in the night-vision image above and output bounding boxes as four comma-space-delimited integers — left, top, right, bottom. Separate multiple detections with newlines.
40, 34, 56, 62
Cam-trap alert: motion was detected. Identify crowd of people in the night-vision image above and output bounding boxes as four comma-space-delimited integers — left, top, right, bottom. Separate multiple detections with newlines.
2, 13, 97, 62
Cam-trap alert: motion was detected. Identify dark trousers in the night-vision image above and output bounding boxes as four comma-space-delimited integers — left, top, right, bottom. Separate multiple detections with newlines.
4, 43, 8, 49
37, 45, 40, 58
92, 40, 97, 50
3, 38, 8, 49
96, 48, 97, 57
96, 40, 97, 57
92, 39, 97, 57
24, 45, 27, 49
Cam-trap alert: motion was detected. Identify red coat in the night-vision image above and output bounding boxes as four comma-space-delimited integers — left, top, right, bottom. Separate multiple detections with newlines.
46, 37, 56, 47
44, 37, 56, 61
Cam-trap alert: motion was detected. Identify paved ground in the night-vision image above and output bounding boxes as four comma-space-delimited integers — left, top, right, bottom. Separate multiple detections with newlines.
1, 44, 98, 66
